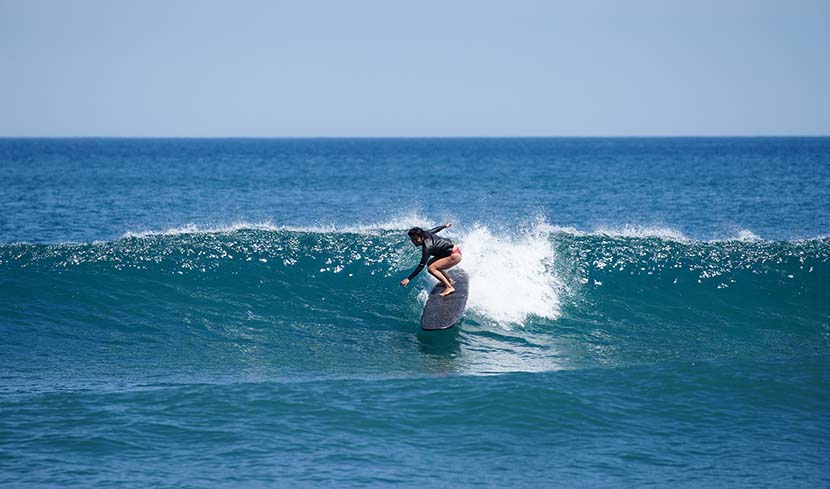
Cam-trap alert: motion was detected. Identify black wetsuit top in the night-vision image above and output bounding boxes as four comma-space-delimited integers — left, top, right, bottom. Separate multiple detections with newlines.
406, 225, 455, 281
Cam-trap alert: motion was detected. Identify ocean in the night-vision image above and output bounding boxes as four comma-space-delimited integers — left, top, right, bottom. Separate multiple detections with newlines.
1, 138, 828, 487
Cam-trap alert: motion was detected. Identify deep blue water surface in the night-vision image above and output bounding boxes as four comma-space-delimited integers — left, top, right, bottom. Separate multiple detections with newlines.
1, 138, 829, 487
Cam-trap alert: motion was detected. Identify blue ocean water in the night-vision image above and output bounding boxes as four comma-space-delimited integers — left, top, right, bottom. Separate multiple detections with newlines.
1, 138, 829, 487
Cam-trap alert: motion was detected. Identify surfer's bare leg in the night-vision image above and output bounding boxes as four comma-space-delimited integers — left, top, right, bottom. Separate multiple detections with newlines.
427, 266, 453, 294
429, 254, 462, 296
425, 257, 449, 289
440, 270, 453, 285
426, 258, 454, 285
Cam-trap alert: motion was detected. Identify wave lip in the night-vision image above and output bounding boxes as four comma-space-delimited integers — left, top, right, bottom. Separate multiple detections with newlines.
591, 224, 690, 242
119, 213, 438, 239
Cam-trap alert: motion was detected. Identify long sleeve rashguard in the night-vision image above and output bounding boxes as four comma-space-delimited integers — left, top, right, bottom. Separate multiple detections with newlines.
405, 225, 455, 281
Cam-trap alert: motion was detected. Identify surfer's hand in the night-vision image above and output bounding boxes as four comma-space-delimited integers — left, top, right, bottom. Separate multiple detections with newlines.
400, 278, 410, 287
445, 223, 452, 228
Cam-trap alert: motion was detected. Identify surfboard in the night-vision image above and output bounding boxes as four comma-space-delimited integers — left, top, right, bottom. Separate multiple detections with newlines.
420, 268, 469, 331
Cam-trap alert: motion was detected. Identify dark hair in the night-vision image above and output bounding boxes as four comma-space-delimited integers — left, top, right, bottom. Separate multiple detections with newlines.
408, 227, 425, 239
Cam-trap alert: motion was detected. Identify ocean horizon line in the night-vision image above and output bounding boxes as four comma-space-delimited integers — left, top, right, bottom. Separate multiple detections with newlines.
1, 134, 829, 140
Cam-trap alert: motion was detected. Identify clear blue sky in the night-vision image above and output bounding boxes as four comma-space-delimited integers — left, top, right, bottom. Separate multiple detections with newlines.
1, 0, 828, 137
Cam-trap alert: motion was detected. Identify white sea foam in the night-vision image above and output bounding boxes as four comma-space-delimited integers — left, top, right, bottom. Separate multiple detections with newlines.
356, 212, 435, 233
119, 214, 767, 245
455, 224, 562, 326
726, 229, 762, 242
120, 212, 437, 238
121, 222, 282, 238
591, 224, 690, 242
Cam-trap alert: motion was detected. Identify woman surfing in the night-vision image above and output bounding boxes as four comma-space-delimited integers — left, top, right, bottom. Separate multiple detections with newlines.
399, 223, 462, 296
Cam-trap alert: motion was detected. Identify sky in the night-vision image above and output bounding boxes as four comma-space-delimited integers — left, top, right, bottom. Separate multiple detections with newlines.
0, 0, 828, 137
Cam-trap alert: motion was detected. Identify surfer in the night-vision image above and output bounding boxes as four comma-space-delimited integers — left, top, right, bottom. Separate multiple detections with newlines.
400, 223, 462, 296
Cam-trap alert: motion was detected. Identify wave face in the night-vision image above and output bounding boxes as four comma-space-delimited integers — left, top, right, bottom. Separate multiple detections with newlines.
3, 226, 828, 382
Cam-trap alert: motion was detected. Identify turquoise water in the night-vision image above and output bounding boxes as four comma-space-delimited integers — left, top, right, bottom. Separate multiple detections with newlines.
1, 138, 829, 487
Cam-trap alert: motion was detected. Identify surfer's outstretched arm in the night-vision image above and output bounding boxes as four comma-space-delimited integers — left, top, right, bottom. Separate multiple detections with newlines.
429, 223, 452, 234
400, 245, 430, 286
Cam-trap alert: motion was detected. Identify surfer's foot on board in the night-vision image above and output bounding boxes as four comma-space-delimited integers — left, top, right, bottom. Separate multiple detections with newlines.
440, 286, 456, 297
